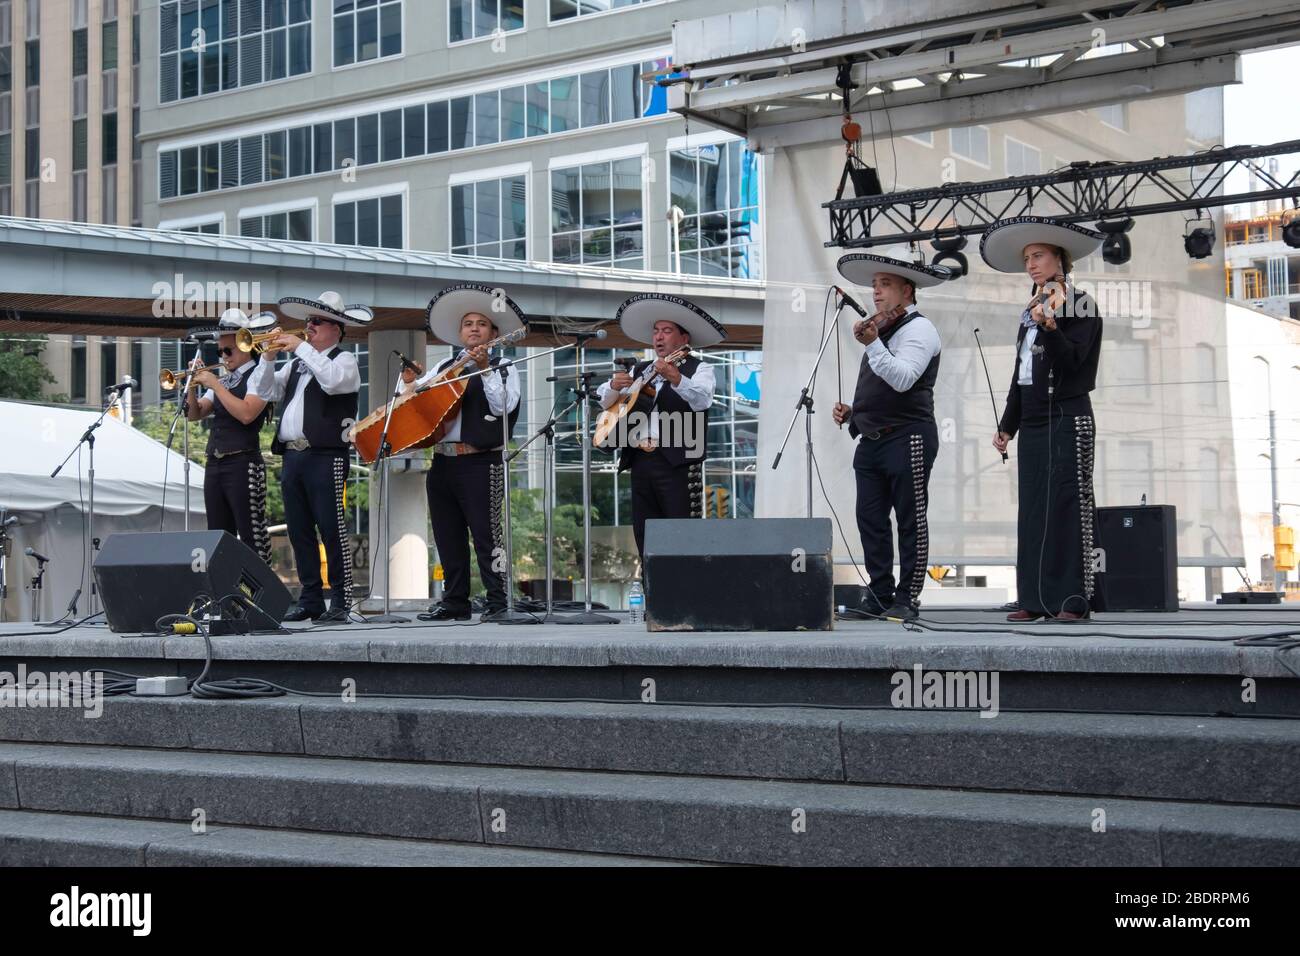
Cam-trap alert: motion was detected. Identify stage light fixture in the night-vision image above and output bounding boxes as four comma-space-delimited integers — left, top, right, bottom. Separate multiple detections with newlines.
930, 234, 969, 277
1183, 217, 1216, 260
1097, 217, 1134, 265
1282, 210, 1300, 249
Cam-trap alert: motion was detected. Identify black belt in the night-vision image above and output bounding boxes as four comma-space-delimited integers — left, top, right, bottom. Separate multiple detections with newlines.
210, 447, 256, 460
861, 425, 898, 441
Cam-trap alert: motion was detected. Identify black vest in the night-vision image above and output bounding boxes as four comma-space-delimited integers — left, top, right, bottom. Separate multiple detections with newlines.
438, 356, 520, 449
617, 355, 711, 471
206, 363, 268, 455
271, 346, 358, 455
848, 311, 940, 438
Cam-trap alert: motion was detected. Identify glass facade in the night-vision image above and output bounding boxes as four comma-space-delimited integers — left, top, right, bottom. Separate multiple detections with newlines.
451, 174, 526, 260
550, 156, 644, 269
668, 140, 762, 279
332, 0, 401, 67
157, 58, 668, 199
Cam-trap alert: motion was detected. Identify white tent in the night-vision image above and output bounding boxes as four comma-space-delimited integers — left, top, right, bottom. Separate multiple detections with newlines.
0, 399, 204, 623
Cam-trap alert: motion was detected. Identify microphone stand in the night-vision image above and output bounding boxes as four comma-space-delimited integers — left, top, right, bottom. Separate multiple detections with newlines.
772, 297, 850, 518
507, 393, 579, 622
0, 517, 10, 624
556, 334, 617, 625
368, 361, 411, 624
28, 554, 48, 624
51, 398, 118, 617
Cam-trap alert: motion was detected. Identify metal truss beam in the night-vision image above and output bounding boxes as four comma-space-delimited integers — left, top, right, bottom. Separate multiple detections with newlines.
823, 140, 1300, 248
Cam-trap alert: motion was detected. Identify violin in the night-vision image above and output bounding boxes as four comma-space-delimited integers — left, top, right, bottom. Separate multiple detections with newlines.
1028, 274, 1067, 330
852, 304, 908, 343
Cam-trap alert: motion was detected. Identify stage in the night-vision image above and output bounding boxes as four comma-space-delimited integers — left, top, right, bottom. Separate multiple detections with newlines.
0, 606, 1297, 866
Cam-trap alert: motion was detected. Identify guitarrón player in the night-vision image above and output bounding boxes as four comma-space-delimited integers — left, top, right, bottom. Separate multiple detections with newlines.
598, 293, 726, 562
831, 252, 951, 622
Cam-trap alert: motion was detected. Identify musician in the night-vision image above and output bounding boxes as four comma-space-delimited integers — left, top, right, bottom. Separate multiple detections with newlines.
248, 291, 370, 624
831, 253, 951, 621
409, 283, 525, 622
982, 216, 1104, 621
186, 309, 275, 565
599, 293, 725, 560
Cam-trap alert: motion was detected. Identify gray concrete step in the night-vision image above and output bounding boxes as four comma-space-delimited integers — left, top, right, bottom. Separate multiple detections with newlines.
2, 695, 1297, 806
0, 809, 694, 866
2, 741, 1298, 865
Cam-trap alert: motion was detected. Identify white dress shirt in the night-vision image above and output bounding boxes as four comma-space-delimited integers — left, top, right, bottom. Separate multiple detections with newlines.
863, 307, 942, 392
247, 342, 361, 442
409, 353, 521, 444
201, 361, 254, 408
1017, 325, 1038, 385
598, 357, 716, 441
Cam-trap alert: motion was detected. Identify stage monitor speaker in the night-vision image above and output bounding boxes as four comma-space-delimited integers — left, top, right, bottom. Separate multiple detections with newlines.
643, 518, 833, 632
1092, 505, 1178, 612
93, 531, 291, 634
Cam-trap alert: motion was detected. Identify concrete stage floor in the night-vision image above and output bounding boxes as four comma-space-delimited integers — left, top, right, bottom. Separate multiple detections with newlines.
2, 605, 1298, 680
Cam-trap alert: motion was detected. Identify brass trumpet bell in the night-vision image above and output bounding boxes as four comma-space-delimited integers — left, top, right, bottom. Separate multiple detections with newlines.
235, 326, 304, 354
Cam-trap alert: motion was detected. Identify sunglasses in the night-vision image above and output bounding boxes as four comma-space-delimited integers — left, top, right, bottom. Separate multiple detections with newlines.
219, 347, 235, 357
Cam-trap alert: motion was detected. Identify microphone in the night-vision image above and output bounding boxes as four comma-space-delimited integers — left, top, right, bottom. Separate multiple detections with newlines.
2, 515, 17, 528
392, 350, 422, 375
25, 547, 49, 563
104, 378, 139, 394
573, 328, 608, 341
832, 286, 870, 319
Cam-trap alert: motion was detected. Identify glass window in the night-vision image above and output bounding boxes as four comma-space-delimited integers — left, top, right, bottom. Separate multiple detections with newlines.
526, 81, 548, 137
474, 91, 498, 147
334, 0, 401, 67
309, 123, 330, 173
336, 193, 402, 249
668, 140, 763, 279
580, 71, 609, 128
549, 75, 578, 133
501, 85, 525, 141
951, 125, 990, 165
158, 0, 309, 101
450, 96, 472, 149
450, 0, 524, 43
264, 129, 286, 180
357, 113, 379, 164
288, 125, 311, 176
551, 0, 652, 22
451, 174, 526, 260
552, 156, 642, 269
380, 108, 402, 162
334, 116, 355, 168
200, 139, 218, 190
403, 104, 424, 157
179, 146, 199, 195
427, 100, 448, 153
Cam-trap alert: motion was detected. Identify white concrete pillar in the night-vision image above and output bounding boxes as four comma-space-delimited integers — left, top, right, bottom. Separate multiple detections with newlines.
365, 328, 432, 603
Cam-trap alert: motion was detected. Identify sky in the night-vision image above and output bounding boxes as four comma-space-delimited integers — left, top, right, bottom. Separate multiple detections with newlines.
1223, 46, 1300, 196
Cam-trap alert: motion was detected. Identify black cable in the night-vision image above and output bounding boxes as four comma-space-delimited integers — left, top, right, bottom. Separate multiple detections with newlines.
809, 447, 888, 618
0, 610, 104, 638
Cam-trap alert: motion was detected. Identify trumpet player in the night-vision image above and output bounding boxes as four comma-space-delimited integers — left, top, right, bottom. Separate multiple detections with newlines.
185, 308, 275, 566
247, 291, 370, 624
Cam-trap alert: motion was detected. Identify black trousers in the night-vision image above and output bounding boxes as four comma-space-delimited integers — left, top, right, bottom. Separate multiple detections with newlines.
629, 450, 698, 558
281, 449, 352, 611
1016, 411, 1096, 616
853, 421, 938, 611
203, 453, 271, 567
427, 452, 505, 613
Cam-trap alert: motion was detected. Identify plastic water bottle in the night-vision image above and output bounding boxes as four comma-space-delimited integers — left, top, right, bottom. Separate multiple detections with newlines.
628, 581, 645, 625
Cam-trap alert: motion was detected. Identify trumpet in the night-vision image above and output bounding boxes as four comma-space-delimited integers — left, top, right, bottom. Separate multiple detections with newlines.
235, 326, 305, 354
159, 362, 224, 391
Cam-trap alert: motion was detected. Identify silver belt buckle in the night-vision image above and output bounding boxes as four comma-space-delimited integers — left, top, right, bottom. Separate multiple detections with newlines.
286, 438, 310, 452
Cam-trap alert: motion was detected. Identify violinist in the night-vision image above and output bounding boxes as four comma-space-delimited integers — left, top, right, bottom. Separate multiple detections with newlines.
981, 216, 1104, 621
831, 253, 952, 621
409, 283, 526, 622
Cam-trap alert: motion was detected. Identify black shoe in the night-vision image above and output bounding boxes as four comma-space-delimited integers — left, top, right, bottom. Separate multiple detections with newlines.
860, 593, 895, 614
883, 603, 918, 622
314, 607, 351, 625
1000, 600, 1021, 612
418, 604, 472, 622
284, 604, 325, 622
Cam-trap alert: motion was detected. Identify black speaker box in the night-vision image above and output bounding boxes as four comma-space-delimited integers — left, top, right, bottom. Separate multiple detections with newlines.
1093, 505, 1179, 612
93, 531, 291, 633
643, 518, 834, 631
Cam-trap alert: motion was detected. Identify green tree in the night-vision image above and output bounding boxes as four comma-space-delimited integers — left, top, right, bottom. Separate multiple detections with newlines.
0, 333, 57, 401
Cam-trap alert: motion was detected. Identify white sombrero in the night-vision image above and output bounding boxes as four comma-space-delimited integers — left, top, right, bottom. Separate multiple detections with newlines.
837, 250, 953, 289
615, 293, 727, 348
217, 308, 278, 332
277, 290, 375, 327
979, 216, 1104, 274
426, 282, 527, 346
